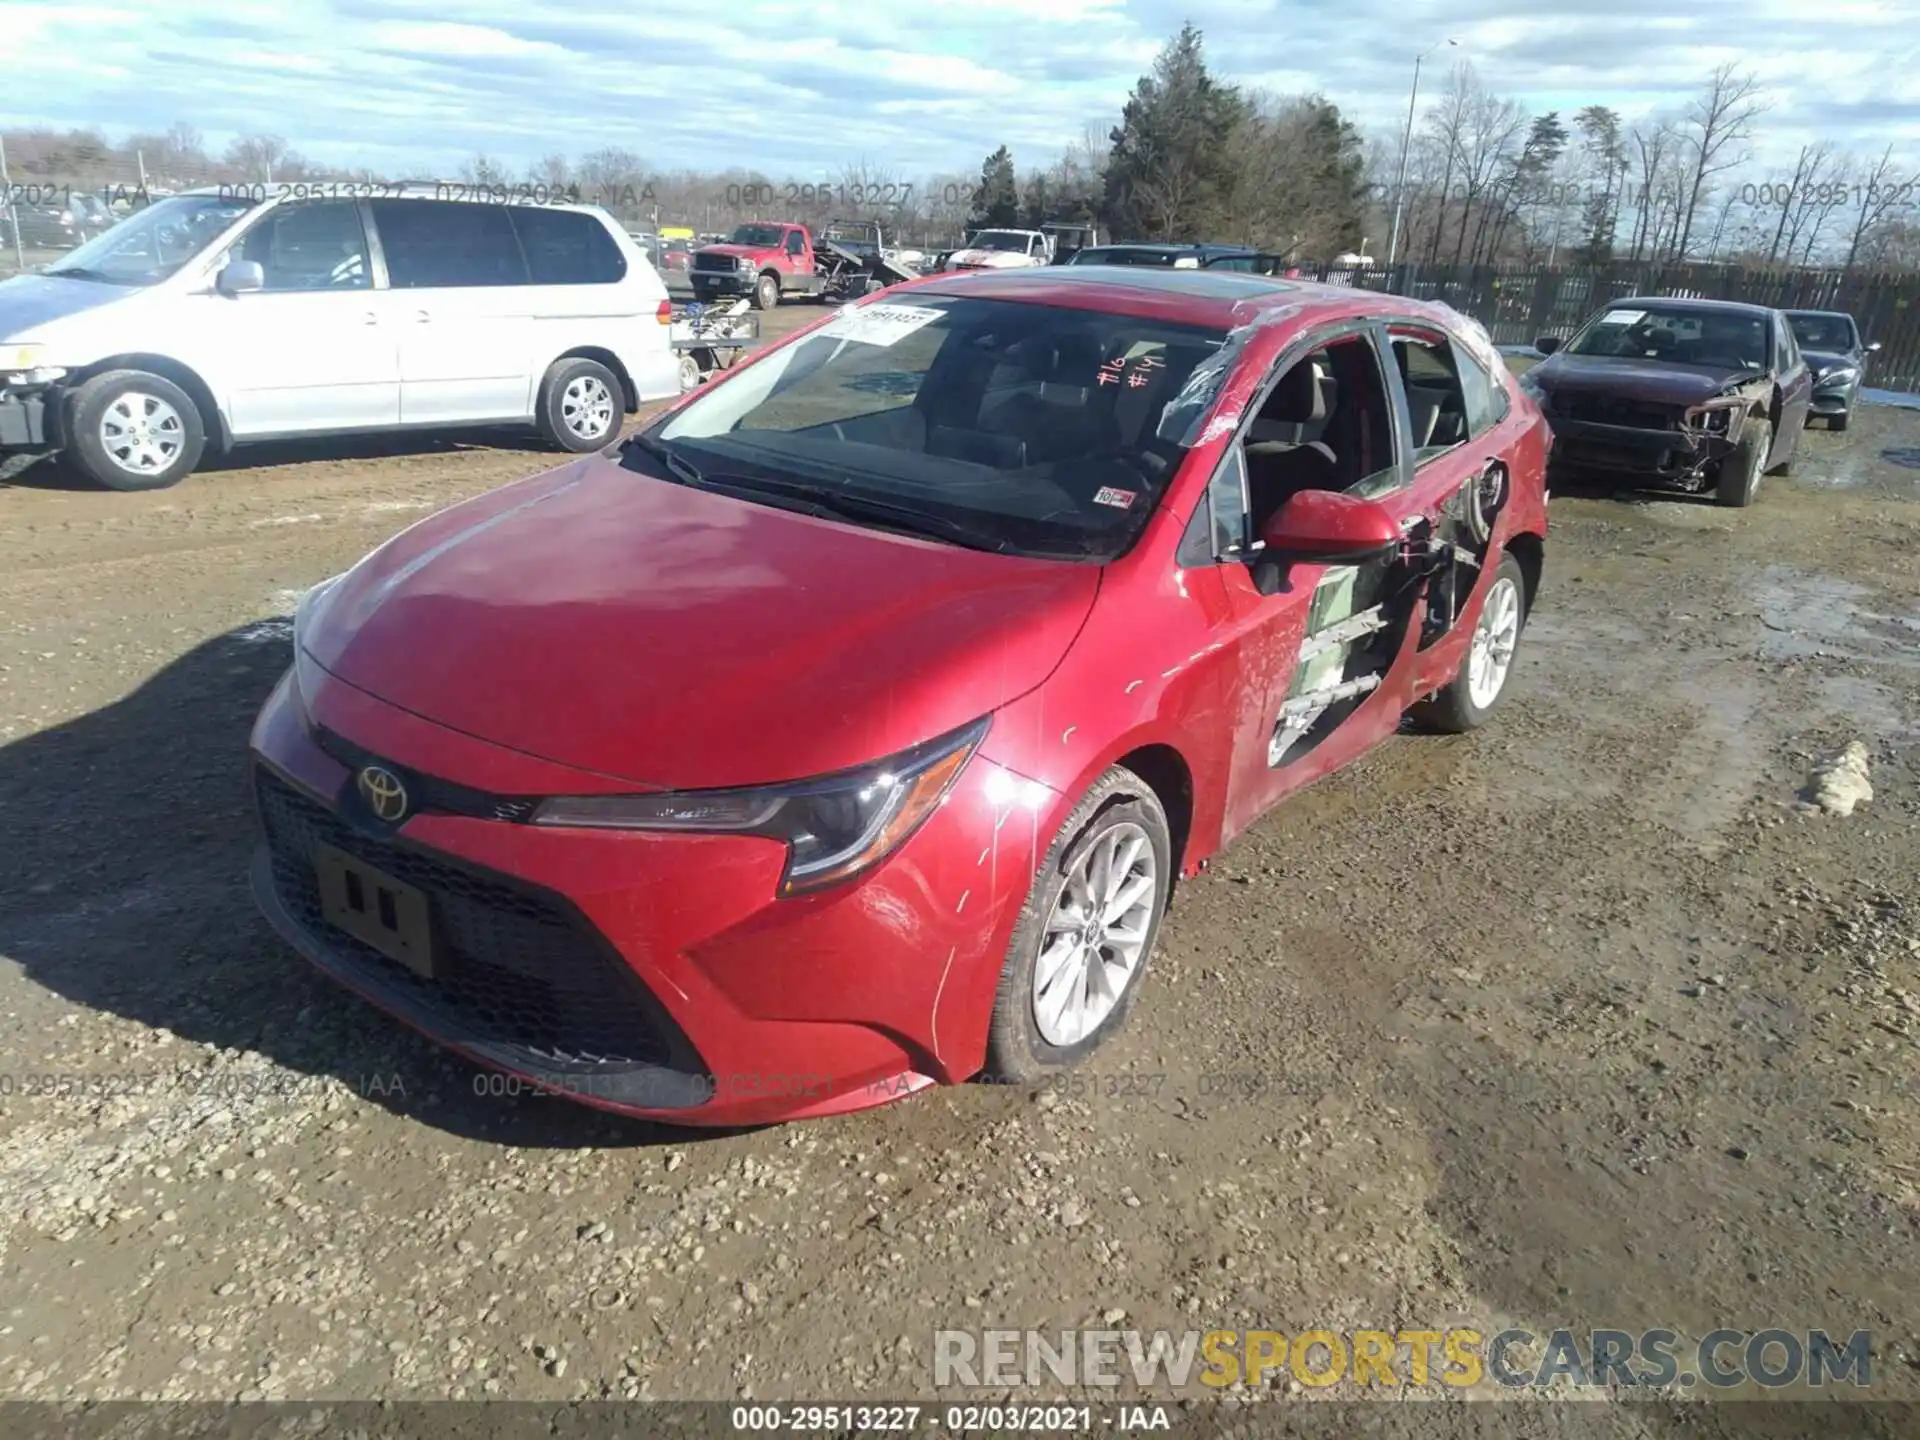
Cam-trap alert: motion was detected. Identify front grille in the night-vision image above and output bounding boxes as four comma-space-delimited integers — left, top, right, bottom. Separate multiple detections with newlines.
313, 726, 537, 823
255, 767, 706, 1079
1552, 393, 1682, 430
691, 254, 742, 274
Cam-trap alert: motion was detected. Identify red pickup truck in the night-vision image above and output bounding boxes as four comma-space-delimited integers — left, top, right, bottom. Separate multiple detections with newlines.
689, 222, 823, 309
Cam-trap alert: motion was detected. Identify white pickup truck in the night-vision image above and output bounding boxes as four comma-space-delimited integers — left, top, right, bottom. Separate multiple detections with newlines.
939, 228, 1054, 271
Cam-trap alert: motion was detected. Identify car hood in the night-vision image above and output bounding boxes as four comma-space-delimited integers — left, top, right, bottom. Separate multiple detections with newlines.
1800, 348, 1855, 374
696, 244, 773, 262
1532, 352, 1764, 405
301, 453, 1101, 789
0, 272, 135, 342
948, 250, 1041, 269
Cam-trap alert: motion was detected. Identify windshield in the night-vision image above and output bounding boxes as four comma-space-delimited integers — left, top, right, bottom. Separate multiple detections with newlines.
45, 193, 256, 285
1565, 304, 1770, 372
969, 231, 1034, 253
1785, 312, 1856, 352
637, 294, 1227, 560
727, 224, 784, 247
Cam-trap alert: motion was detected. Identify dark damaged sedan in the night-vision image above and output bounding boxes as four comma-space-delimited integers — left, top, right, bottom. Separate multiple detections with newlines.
1522, 297, 1811, 507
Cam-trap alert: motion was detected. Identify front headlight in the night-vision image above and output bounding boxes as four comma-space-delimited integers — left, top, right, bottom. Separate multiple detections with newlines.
292, 572, 345, 645
1819, 366, 1858, 386
1, 343, 50, 372
531, 715, 991, 896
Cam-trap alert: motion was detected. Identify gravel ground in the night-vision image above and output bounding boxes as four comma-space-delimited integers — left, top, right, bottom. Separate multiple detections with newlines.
1, 318, 1918, 1433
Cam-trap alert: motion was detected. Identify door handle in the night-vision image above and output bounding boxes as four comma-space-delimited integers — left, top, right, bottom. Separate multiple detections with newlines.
412, 310, 431, 323
362, 311, 380, 325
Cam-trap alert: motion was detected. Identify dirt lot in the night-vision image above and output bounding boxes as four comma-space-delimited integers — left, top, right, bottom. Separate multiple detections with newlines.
1, 313, 1918, 1433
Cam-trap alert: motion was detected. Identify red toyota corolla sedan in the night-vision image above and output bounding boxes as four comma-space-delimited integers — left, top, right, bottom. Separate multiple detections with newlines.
249, 266, 1548, 1127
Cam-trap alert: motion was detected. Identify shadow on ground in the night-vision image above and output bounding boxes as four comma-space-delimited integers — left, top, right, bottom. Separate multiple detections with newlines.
0, 622, 719, 1149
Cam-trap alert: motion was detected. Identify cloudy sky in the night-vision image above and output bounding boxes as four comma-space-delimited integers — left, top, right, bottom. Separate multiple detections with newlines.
6, 0, 1918, 182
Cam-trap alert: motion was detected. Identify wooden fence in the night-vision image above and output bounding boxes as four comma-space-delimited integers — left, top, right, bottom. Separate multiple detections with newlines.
1285, 261, 1920, 394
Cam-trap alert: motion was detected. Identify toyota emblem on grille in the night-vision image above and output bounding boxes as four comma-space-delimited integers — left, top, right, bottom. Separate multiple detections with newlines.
357, 765, 409, 822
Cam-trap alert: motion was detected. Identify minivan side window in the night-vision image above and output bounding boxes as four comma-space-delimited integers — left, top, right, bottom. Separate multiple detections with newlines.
239, 201, 371, 291
509, 208, 627, 285
370, 200, 529, 288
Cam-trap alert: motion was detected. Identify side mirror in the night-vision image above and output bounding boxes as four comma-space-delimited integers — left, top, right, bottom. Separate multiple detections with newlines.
217, 260, 264, 296
1534, 335, 1561, 356
1867, 341, 1882, 353
1257, 490, 1402, 568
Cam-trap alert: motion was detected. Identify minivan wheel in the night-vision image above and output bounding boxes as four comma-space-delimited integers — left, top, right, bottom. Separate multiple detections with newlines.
982, 766, 1172, 1085
752, 273, 780, 310
68, 369, 206, 491
537, 358, 623, 451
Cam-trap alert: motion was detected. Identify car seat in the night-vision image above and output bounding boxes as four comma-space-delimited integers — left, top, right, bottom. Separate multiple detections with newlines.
1245, 360, 1340, 526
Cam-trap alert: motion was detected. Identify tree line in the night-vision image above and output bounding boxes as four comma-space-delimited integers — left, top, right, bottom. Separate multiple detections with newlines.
3, 25, 1915, 270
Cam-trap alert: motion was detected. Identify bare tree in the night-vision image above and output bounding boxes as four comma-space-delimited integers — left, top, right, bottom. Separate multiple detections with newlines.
1841, 144, 1920, 271
1763, 142, 1832, 262
1671, 64, 1767, 259
458, 153, 511, 187
224, 134, 296, 182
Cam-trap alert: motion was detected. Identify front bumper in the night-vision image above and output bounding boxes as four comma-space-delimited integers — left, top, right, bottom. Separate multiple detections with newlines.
689, 269, 755, 294
1546, 417, 1729, 477
247, 664, 1045, 1126
1810, 383, 1855, 416
0, 387, 53, 449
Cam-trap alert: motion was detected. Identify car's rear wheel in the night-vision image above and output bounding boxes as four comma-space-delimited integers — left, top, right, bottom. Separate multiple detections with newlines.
677, 352, 702, 392
752, 272, 780, 310
983, 766, 1172, 1084
1715, 416, 1769, 507
536, 357, 623, 452
67, 369, 206, 491
1411, 551, 1528, 734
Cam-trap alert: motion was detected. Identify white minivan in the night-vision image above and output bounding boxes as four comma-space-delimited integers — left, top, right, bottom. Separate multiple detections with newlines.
0, 185, 683, 490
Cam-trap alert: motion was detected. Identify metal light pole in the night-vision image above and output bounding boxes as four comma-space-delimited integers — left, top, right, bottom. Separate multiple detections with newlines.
1386, 38, 1457, 269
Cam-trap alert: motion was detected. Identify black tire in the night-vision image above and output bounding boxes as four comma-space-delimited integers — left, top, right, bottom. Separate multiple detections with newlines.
66, 369, 206, 491
1765, 421, 1796, 476
982, 767, 1172, 1085
535, 357, 623, 452
1410, 550, 1530, 734
1715, 416, 1769, 507
691, 285, 715, 304
1829, 410, 1850, 433
752, 272, 781, 311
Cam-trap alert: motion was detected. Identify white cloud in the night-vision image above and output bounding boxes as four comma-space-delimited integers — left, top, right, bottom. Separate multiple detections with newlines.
0, 0, 1913, 184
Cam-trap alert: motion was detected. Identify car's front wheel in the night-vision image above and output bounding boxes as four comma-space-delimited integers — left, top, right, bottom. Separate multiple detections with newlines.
1715, 416, 1770, 507
66, 369, 206, 491
752, 272, 781, 310
983, 766, 1172, 1084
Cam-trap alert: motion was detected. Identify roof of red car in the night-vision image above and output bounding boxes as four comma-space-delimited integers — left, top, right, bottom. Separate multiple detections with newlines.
904, 265, 1452, 333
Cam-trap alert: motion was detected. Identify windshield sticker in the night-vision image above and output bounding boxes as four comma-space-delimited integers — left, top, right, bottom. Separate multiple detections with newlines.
818, 303, 945, 347
1599, 309, 1645, 326
1093, 487, 1138, 509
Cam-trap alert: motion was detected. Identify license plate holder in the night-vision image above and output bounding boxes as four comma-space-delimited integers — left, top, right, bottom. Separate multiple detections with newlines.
315, 844, 434, 979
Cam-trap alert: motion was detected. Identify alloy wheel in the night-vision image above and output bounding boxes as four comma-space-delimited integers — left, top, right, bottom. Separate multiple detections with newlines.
1032, 821, 1157, 1047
